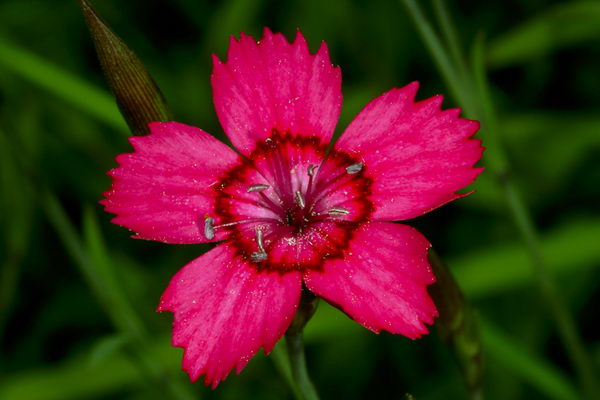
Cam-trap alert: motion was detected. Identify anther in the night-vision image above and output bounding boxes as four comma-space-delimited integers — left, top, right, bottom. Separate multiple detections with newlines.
346, 162, 363, 174
307, 165, 318, 177
204, 217, 215, 240
247, 184, 270, 193
251, 229, 267, 263
328, 206, 350, 216
250, 251, 268, 263
295, 191, 306, 209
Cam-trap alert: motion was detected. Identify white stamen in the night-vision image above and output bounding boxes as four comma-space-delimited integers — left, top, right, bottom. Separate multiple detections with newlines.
247, 184, 270, 193
328, 207, 350, 216
307, 165, 318, 177
295, 191, 306, 209
251, 229, 267, 263
208, 217, 280, 231
255, 229, 265, 252
346, 162, 363, 174
204, 217, 215, 240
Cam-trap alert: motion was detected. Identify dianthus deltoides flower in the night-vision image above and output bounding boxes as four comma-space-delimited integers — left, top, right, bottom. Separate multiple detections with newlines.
102, 28, 483, 387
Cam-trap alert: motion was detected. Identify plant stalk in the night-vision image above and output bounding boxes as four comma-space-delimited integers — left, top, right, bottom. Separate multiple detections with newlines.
284, 289, 320, 400
400, 1, 598, 398
285, 330, 319, 400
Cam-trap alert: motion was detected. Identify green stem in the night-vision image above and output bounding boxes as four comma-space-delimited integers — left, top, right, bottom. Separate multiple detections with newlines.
431, 0, 470, 87
501, 179, 598, 400
0, 38, 127, 133
285, 329, 319, 400
282, 289, 320, 400
270, 341, 303, 400
471, 35, 598, 400
400, 0, 477, 115
400, 1, 598, 398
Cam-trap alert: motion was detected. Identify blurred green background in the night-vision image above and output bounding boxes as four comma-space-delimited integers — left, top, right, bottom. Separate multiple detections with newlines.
1, 0, 599, 399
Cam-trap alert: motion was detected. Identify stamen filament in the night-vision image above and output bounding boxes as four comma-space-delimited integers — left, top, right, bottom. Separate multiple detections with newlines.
209, 217, 280, 231
256, 229, 266, 252
311, 165, 351, 199
295, 191, 306, 209
304, 164, 318, 205
251, 229, 268, 263
258, 191, 284, 213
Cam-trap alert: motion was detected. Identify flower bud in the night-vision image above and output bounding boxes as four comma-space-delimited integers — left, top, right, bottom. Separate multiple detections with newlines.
80, 0, 170, 135
428, 249, 484, 397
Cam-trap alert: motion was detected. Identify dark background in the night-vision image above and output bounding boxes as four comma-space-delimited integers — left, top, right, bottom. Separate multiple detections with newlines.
0, 0, 599, 399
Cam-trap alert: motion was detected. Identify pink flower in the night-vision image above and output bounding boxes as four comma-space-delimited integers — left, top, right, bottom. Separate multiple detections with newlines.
101, 28, 483, 388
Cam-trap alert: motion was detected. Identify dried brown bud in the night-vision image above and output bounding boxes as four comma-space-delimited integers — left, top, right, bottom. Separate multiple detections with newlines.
80, 0, 171, 135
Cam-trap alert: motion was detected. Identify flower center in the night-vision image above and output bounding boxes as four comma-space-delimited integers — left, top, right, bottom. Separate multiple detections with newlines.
208, 130, 373, 272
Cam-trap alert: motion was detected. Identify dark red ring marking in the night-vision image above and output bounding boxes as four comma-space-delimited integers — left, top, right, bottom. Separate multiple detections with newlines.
212, 130, 373, 273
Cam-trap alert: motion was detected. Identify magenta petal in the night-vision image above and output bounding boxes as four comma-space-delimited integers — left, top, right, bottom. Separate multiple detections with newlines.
101, 122, 239, 243
211, 28, 342, 155
303, 222, 437, 339
158, 243, 301, 388
335, 82, 484, 221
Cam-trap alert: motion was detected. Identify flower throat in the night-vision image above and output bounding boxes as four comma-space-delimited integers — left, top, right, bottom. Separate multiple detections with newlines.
206, 130, 373, 273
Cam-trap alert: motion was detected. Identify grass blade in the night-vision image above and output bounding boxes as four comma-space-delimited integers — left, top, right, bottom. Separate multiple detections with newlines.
489, 2, 600, 68
0, 37, 127, 133
41, 191, 196, 400
482, 319, 579, 400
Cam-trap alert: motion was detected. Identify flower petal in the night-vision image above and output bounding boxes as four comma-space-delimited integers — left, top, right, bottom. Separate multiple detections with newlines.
211, 28, 342, 155
335, 82, 484, 221
303, 221, 437, 339
101, 122, 239, 243
158, 243, 301, 387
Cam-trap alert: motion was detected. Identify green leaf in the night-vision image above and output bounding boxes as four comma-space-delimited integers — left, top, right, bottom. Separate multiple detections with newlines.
482, 319, 580, 400
399, 0, 473, 113
0, 128, 34, 340
206, 0, 266, 51
452, 218, 600, 298
489, 2, 600, 68
88, 334, 128, 368
0, 37, 127, 133
82, 206, 146, 341
80, 0, 171, 135
502, 112, 600, 194
41, 193, 195, 400
0, 351, 141, 400
0, 336, 180, 400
